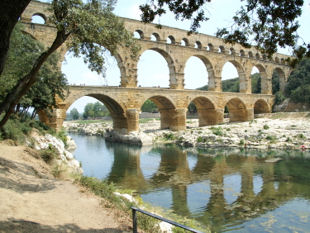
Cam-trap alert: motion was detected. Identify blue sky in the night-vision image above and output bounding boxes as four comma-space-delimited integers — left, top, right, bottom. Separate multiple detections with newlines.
54, 0, 310, 113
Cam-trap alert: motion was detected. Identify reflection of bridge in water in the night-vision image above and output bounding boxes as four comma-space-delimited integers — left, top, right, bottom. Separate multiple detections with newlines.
105, 144, 310, 231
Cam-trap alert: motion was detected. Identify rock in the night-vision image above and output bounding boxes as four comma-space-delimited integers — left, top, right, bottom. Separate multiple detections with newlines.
265, 158, 282, 163
158, 221, 173, 233
113, 192, 137, 204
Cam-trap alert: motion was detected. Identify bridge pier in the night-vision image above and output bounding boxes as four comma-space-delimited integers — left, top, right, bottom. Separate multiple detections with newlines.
197, 108, 224, 126
160, 108, 186, 131
38, 108, 66, 132
126, 109, 140, 132
229, 108, 254, 122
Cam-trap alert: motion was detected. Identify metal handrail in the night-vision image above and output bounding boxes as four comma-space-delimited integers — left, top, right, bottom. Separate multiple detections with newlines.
131, 207, 204, 233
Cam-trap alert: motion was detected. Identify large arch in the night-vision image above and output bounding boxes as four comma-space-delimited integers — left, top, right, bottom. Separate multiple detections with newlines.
272, 67, 286, 93
184, 55, 213, 90
137, 48, 176, 88
189, 97, 219, 126
221, 61, 245, 93
225, 98, 249, 122
253, 99, 271, 114
253, 64, 268, 94
139, 95, 180, 130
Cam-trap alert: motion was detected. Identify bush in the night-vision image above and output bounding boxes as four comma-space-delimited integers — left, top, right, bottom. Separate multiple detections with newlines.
163, 133, 176, 141
263, 124, 270, 130
40, 144, 59, 163
56, 129, 68, 147
210, 127, 224, 136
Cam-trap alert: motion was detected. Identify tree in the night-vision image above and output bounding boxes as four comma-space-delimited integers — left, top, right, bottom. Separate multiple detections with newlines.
285, 58, 310, 103
141, 100, 158, 112
82, 101, 109, 119
140, 0, 309, 59
0, 0, 31, 75
0, 0, 138, 128
70, 108, 79, 120
0, 23, 68, 118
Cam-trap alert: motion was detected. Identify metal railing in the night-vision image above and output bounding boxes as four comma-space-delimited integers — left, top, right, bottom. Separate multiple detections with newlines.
131, 207, 204, 233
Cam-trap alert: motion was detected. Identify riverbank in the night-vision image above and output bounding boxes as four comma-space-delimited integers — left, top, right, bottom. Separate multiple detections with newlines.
64, 112, 310, 150
0, 140, 133, 232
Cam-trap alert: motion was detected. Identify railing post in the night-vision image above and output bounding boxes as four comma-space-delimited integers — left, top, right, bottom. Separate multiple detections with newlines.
132, 207, 137, 233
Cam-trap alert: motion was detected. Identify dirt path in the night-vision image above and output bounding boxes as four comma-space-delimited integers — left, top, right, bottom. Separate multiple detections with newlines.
0, 142, 132, 233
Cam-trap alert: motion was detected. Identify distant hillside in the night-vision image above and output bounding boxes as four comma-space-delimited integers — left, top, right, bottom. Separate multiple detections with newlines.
198, 73, 261, 93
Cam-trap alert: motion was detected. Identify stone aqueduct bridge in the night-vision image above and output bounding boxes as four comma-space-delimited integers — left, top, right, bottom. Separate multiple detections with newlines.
22, 1, 292, 132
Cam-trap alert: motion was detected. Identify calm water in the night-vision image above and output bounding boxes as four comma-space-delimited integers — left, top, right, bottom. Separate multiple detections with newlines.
70, 133, 310, 232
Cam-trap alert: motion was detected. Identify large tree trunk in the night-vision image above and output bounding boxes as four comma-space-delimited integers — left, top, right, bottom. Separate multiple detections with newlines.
0, 31, 69, 128
0, 0, 31, 75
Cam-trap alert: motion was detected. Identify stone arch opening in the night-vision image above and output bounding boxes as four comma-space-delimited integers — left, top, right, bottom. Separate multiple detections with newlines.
249, 51, 254, 58
229, 48, 235, 55
240, 50, 245, 57
167, 35, 176, 44
218, 46, 225, 53
225, 98, 249, 122
181, 38, 189, 46
67, 94, 127, 131
62, 48, 122, 86
253, 64, 268, 94
134, 30, 144, 39
184, 56, 212, 90
207, 43, 214, 51
188, 97, 218, 127
195, 41, 202, 49
254, 99, 270, 115
251, 66, 262, 94
274, 57, 279, 63
137, 48, 175, 88
221, 61, 244, 92
272, 67, 286, 93
151, 33, 160, 42
255, 53, 260, 60
141, 95, 176, 130
31, 13, 46, 24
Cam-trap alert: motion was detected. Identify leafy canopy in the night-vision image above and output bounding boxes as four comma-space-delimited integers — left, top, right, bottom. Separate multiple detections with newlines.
139, 0, 309, 59
0, 23, 68, 117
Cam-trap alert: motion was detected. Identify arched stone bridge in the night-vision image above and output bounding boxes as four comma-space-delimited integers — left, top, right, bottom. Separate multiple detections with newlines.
21, 1, 292, 132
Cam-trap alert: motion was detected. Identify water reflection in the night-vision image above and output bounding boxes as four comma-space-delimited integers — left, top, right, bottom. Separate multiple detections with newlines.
70, 134, 310, 232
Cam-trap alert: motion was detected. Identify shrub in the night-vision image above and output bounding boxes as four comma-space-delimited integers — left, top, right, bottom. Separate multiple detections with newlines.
56, 129, 68, 147
239, 139, 245, 146
297, 133, 306, 140
263, 124, 270, 130
40, 144, 59, 163
163, 132, 176, 141
210, 127, 224, 136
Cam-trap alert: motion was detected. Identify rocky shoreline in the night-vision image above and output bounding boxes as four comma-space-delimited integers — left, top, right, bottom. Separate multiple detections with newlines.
64, 112, 310, 151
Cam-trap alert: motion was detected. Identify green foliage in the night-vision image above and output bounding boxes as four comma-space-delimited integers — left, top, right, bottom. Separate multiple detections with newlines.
239, 139, 245, 146
285, 58, 310, 103
56, 129, 68, 147
83, 102, 109, 119
0, 114, 50, 143
210, 127, 224, 136
163, 132, 176, 141
251, 73, 261, 94
187, 102, 197, 114
266, 135, 277, 142
263, 124, 269, 130
0, 23, 68, 117
141, 100, 158, 112
296, 134, 306, 140
274, 91, 286, 105
69, 108, 80, 120
40, 144, 59, 163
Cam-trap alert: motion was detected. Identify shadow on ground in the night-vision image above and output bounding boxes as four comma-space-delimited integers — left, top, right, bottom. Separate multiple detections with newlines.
0, 219, 130, 233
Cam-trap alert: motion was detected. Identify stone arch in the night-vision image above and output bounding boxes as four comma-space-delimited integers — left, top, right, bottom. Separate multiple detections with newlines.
137, 47, 176, 88
249, 51, 254, 58
31, 13, 47, 24
140, 95, 178, 130
207, 43, 214, 51
195, 41, 202, 49
68, 93, 127, 131
225, 98, 250, 122
272, 67, 286, 92
252, 64, 268, 94
255, 53, 260, 60
134, 30, 144, 39
218, 45, 225, 53
189, 97, 220, 126
181, 38, 189, 46
254, 99, 271, 114
274, 57, 280, 63
240, 50, 245, 57
151, 33, 160, 42
229, 48, 235, 55
184, 55, 215, 90
222, 60, 247, 93
167, 35, 176, 44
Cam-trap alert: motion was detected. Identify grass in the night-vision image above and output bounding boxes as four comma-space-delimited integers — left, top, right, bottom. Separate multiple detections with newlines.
39, 144, 59, 163
210, 127, 224, 136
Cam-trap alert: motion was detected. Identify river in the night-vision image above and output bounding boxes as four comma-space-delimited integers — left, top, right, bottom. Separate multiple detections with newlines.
70, 133, 310, 232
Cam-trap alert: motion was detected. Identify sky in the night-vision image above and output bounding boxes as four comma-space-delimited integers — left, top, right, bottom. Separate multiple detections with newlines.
37, 0, 310, 113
